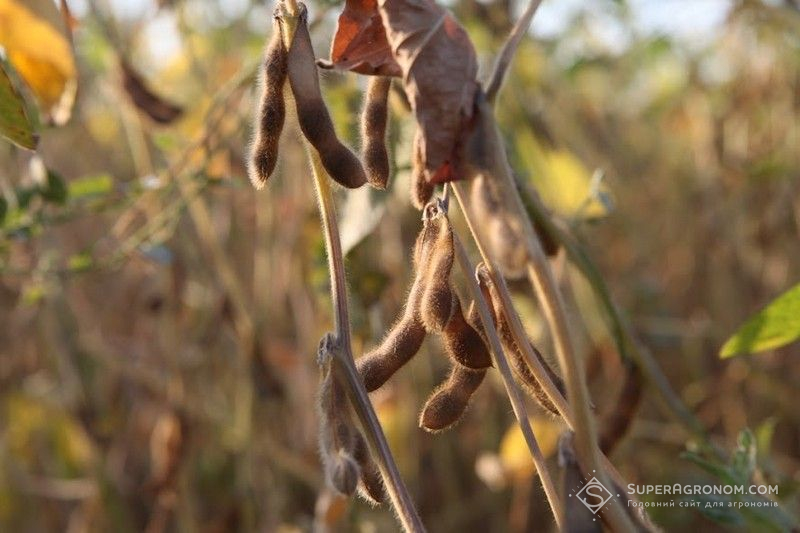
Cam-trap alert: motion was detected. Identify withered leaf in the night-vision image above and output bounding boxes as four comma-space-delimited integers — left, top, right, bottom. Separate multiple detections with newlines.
121, 60, 183, 125
378, 0, 479, 183
328, 0, 401, 77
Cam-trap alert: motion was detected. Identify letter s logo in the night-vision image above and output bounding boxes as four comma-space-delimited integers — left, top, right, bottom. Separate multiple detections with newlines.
584, 484, 606, 506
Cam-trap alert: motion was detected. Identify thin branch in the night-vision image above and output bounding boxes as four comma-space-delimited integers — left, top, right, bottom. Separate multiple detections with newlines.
453, 183, 656, 532
485, 0, 544, 102
276, 2, 422, 529
307, 152, 425, 533
449, 221, 564, 530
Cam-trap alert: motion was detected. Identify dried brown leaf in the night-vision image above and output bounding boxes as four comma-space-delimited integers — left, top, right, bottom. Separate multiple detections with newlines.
378, 0, 480, 183
328, 0, 401, 76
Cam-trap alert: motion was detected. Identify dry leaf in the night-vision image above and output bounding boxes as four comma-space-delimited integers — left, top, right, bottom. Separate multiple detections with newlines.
121, 60, 184, 125
327, 0, 401, 77
378, 0, 480, 183
0, 0, 77, 125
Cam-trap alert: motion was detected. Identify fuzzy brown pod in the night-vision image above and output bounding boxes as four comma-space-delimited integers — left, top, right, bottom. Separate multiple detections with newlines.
471, 174, 528, 279
440, 294, 492, 370
471, 172, 560, 278
419, 202, 491, 369
475, 265, 566, 415
418, 207, 454, 332
248, 25, 288, 188
599, 361, 643, 455
357, 296, 427, 392
353, 432, 386, 504
284, 7, 367, 189
411, 129, 434, 210
360, 76, 392, 189
377, 0, 480, 184
420, 364, 486, 432
356, 211, 442, 391
326, 0, 401, 76
120, 60, 183, 124
318, 369, 360, 495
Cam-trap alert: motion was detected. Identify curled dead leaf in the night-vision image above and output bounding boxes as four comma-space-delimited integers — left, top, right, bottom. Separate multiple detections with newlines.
377, 0, 480, 183
327, 0, 401, 76
327, 0, 480, 184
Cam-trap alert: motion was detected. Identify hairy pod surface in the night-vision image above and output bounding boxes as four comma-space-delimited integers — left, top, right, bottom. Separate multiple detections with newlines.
353, 432, 386, 505
420, 364, 486, 432
286, 13, 366, 189
476, 266, 566, 415
441, 295, 492, 370
471, 175, 529, 279
599, 362, 643, 454
411, 130, 434, 209
361, 76, 391, 189
419, 210, 455, 332
248, 26, 288, 188
318, 371, 360, 495
357, 306, 427, 392
329, 450, 360, 495
357, 208, 450, 391
488, 216, 528, 279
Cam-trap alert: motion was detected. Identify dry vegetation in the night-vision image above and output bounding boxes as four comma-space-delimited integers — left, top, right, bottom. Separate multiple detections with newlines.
0, 0, 799, 531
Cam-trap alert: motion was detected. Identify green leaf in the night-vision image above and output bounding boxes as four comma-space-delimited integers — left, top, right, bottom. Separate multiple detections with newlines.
720, 282, 800, 358
67, 174, 114, 199
67, 252, 93, 272
0, 60, 37, 149
730, 429, 756, 484
755, 417, 778, 461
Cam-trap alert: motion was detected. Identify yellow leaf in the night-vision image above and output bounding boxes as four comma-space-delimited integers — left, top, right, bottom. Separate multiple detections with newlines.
499, 417, 562, 481
5, 393, 94, 472
0, 0, 77, 124
515, 128, 612, 219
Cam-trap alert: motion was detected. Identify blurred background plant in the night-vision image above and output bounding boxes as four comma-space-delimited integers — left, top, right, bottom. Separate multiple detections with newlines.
0, 0, 798, 531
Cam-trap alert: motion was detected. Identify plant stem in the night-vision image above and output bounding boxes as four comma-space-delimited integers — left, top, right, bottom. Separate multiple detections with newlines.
453, 183, 657, 531
450, 226, 564, 530
452, 184, 570, 419
455, 102, 635, 531
485, 0, 544, 102
277, 2, 421, 528
308, 152, 425, 533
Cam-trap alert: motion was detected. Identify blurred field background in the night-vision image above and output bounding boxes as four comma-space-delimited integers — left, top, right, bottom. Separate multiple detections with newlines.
1, 0, 799, 531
